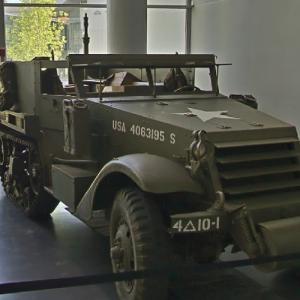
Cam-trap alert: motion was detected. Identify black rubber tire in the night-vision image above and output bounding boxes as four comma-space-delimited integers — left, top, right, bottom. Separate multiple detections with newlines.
110, 187, 170, 300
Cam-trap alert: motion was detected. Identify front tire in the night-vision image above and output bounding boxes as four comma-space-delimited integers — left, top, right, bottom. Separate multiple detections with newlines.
110, 187, 169, 300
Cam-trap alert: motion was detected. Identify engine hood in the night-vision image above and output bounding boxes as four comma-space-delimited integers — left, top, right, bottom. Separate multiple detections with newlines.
99, 95, 298, 141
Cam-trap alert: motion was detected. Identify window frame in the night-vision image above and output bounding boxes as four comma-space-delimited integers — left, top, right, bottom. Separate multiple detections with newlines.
1, 1, 193, 55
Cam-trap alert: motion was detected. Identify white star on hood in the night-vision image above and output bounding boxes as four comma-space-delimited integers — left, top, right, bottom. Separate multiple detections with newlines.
173, 108, 240, 122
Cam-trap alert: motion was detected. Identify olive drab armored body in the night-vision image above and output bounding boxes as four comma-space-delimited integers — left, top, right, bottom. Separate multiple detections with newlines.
0, 54, 300, 300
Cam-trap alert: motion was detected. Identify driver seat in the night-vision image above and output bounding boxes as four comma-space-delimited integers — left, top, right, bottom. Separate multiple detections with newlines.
164, 68, 188, 92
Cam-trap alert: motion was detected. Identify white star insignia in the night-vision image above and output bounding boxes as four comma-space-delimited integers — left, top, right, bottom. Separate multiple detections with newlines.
173, 108, 240, 122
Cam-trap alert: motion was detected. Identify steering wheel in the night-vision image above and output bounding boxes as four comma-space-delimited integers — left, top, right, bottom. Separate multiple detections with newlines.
174, 85, 201, 93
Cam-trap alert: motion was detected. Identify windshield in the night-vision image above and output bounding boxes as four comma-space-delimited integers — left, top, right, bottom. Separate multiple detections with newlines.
40, 54, 222, 99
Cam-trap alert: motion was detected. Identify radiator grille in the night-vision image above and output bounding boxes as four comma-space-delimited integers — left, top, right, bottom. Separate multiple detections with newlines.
215, 138, 300, 201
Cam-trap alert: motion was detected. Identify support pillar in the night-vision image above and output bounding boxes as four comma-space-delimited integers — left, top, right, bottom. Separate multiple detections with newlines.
107, 0, 147, 54
185, 0, 192, 54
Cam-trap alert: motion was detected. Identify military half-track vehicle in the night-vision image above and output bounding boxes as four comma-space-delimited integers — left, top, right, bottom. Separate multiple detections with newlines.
0, 54, 300, 300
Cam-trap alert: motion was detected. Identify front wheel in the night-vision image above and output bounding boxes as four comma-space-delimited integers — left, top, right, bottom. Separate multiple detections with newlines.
110, 187, 170, 300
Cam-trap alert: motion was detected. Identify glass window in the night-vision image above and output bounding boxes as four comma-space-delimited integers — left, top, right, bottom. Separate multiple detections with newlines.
147, 9, 186, 54
195, 68, 212, 91
4, 2, 187, 59
83, 0, 107, 3
80, 8, 107, 54
148, 0, 186, 5
4, 6, 107, 61
4, 1, 107, 4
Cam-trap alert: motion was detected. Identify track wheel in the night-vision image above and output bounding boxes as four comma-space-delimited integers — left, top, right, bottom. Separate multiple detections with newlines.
110, 187, 169, 300
23, 186, 59, 218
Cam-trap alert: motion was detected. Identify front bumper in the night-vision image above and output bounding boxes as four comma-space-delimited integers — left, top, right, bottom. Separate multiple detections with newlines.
170, 205, 300, 271
258, 216, 300, 271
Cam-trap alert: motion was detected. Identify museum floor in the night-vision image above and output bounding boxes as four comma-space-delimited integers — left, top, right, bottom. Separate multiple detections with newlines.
0, 186, 299, 300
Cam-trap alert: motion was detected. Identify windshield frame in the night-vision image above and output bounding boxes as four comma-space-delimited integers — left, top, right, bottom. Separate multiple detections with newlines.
67, 54, 224, 100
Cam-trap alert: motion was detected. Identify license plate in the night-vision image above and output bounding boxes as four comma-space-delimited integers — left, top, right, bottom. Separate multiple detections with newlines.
171, 216, 222, 233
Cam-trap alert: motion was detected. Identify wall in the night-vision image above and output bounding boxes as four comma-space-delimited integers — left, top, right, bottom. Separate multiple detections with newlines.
192, 0, 300, 130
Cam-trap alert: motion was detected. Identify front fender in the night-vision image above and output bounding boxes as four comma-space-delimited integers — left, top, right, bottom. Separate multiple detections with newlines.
75, 153, 203, 222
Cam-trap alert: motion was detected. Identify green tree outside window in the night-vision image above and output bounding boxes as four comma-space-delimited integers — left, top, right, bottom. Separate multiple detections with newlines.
6, 0, 66, 61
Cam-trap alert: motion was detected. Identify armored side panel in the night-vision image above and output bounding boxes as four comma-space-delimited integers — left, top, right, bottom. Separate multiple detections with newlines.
14, 61, 40, 114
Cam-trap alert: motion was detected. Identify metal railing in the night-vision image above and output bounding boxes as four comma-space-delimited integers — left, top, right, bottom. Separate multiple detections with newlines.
0, 252, 299, 295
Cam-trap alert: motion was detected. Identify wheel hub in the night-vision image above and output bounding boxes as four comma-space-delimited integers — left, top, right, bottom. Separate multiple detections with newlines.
111, 222, 135, 293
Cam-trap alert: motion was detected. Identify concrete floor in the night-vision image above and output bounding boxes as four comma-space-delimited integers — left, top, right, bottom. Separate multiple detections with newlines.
0, 187, 299, 300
